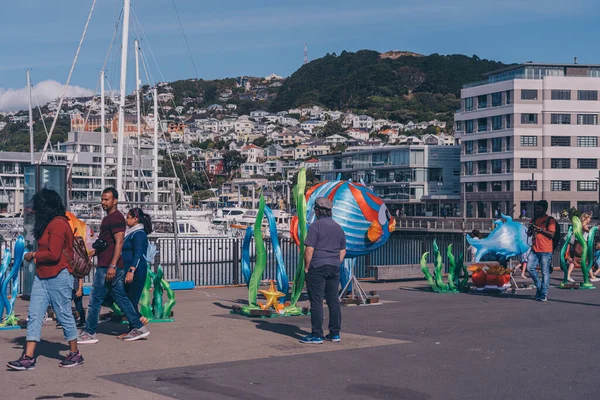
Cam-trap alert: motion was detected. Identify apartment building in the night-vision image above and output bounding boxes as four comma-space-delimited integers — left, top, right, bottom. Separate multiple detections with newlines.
455, 62, 600, 218
317, 145, 461, 216
0, 131, 177, 213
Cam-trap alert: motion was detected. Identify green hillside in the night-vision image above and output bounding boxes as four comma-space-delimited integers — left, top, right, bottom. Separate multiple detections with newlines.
270, 50, 509, 123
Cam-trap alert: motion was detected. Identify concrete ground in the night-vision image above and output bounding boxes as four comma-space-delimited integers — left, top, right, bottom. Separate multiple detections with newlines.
1, 272, 600, 399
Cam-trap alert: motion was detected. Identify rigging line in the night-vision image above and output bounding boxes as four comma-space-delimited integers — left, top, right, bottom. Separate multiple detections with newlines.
130, 7, 167, 83
130, 7, 197, 202
67, 6, 123, 177
32, 92, 58, 164
171, 0, 200, 78
39, 0, 98, 162
130, 7, 183, 116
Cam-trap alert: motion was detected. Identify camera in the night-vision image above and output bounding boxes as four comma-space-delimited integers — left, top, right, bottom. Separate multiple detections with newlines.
92, 239, 108, 253
526, 224, 539, 237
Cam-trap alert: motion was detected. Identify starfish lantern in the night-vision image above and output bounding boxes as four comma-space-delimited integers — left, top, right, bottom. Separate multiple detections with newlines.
258, 280, 286, 310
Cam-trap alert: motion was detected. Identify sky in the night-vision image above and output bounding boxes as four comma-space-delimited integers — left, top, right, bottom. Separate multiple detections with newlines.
1, 0, 599, 111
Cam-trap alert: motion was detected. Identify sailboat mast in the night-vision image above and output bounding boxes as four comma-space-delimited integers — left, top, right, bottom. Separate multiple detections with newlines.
27, 70, 34, 164
153, 87, 159, 205
100, 70, 106, 190
134, 38, 142, 204
116, 0, 131, 198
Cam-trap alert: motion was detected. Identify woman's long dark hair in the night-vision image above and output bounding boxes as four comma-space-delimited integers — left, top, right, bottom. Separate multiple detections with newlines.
32, 188, 66, 240
128, 208, 153, 234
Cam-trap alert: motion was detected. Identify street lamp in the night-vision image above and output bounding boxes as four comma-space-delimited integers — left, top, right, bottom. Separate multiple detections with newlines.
596, 169, 600, 218
437, 177, 443, 217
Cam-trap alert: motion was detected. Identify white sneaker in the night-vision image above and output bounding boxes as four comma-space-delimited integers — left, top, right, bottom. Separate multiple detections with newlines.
567, 277, 575, 283
123, 326, 150, 341
590, 277, 600, 282
77, 331, 99, 344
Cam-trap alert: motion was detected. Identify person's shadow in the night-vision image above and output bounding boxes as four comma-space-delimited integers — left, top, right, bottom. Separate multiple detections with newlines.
9, 336, 69, 364
254, 320, 309, 340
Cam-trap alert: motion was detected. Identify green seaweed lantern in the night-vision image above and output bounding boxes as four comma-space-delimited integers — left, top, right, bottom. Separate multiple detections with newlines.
420, 240, 468, 293
560, 216, 597, 289
284, 168, 308, 316
241, 195, 267, 314
110, 265, 176, 322
138, 266, 177, 321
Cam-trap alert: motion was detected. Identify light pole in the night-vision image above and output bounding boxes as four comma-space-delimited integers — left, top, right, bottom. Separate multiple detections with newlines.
596, 170, 600, 218
437, 177, 443, 217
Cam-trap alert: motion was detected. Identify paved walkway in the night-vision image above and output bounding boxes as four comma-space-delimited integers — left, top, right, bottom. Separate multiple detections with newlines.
1, 273, 600, 399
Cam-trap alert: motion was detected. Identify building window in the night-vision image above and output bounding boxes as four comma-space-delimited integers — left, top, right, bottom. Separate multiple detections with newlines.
577, 114, 598, 125
521, 180, 537, 191
577, 159, 598, 169
478, 182, 487, 192
521, 90, 538, 100
577, 136, 598, 147
465, 120, 474, 133
551, 181, 571, 191
492, 92, 503, 107
551, 90, 571, 100
464, 141, 474, 154
478, 139, 488, 153
521, 114, 538, 124
551, 158, 571, 169
520, 158, 537, 169
492, 137, 502, 152
577, 90, 598, 101
551, 136, 571, 147
478, 95, 488, 109
506, 114, 512, 128
456, 121, 462, 131
465, 182, 473, 192
551, 114, 571, 124
478, 118, 487, 132
477, 160, 487, 174
505, 136, 512, 151
491, 181, 503, 192
492, 159, 502, 174
506, 181, 512, 191
465, 97, 474, 111
465, 161, 474, 176
506, 90, 512, 104
520, 136, 537, 147
93, 157, 102, 163
492, 116, 503, 130
577, 181, 598, 191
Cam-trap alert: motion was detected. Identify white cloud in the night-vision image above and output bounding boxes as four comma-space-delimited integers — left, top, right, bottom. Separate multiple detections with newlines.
0, 80, 94, 112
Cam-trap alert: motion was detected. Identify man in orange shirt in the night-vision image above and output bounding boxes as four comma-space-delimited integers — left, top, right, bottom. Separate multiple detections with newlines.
526, 200, 556, 302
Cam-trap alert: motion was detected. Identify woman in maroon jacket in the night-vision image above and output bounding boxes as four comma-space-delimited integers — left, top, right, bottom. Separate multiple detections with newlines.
7, 189, 84, 370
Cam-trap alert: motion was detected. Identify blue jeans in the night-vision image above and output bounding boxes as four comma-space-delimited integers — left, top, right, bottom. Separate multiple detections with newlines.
594, 250, 600, 269
26, 268, 78, 342
126, 263, 147, 318
84, 267, 142, 334
527, 251, 552, 297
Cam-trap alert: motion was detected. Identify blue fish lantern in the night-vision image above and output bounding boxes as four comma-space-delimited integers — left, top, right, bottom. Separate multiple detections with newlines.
291, 180, 396, 258
466, 215, 530, 262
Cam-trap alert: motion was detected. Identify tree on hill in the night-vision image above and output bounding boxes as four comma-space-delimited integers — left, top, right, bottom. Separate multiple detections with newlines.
270, 50, 507, 121
223, 150, 246, 174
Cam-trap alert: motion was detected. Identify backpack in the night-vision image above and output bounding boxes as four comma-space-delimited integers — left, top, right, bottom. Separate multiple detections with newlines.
63, 230, 94, 279
547, 216, 561, 252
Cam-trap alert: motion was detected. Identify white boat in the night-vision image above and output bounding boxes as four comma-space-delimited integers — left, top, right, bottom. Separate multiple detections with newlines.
212, 207, 248, 226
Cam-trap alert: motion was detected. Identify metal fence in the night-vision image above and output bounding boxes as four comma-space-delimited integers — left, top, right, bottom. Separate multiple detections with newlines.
1, 230, 573, 294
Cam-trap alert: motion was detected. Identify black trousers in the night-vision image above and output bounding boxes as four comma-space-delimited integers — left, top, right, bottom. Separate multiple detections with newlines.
305, 265, 341, 337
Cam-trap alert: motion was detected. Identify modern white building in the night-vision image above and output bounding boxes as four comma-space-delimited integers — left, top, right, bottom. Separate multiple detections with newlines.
455, 62, 600, 218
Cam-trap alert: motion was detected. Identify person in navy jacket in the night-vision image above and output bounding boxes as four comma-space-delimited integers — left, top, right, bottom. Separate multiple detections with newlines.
118, 207, 153, 338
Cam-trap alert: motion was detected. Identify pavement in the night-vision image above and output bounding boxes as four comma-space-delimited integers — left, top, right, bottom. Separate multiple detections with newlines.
1, 272, 600, 399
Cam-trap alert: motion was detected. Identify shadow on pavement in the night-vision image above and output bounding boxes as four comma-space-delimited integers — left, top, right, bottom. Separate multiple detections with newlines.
254, 320, 309, 340
9, 337, 69, 362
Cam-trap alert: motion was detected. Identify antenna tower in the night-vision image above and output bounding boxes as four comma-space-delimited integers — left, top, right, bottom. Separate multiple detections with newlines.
304, 42, 308, 65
